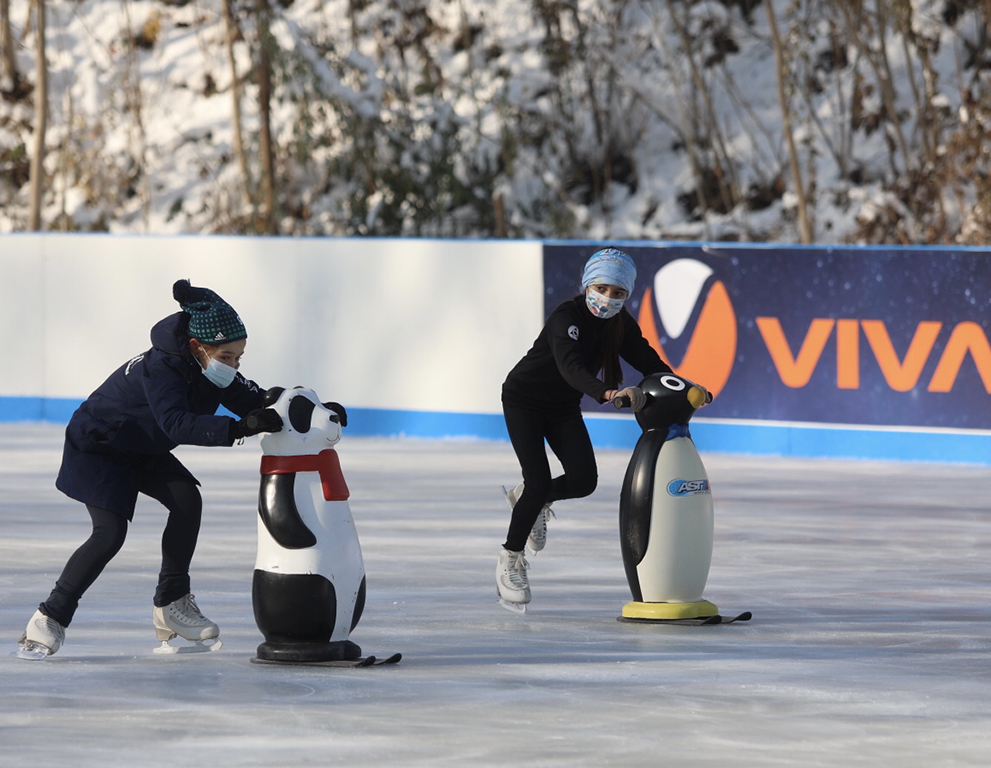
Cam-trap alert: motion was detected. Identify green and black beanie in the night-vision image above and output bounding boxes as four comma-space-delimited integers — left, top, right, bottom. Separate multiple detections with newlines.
172, 279, 247, 344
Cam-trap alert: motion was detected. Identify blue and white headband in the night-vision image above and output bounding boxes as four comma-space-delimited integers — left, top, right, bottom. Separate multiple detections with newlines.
581, 248, 637, 295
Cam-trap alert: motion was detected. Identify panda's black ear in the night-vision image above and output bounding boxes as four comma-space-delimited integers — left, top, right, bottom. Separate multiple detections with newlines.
263, 387, 285, 407
288, 395, 316, 433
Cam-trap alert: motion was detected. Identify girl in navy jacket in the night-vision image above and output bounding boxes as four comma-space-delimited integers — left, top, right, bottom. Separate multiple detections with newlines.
497, 248, 672, 611
17, 280, 282, 658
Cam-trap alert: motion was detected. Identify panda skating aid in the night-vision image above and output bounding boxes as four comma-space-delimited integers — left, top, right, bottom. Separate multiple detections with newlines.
615, 374, 750, 626
250, 387, 400, 667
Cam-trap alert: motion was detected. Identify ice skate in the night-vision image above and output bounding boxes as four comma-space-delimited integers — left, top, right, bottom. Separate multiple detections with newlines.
13, 609, 65, 660
502, 483, 555, 554
496, 547, 531, 614
152, 594, 223, 654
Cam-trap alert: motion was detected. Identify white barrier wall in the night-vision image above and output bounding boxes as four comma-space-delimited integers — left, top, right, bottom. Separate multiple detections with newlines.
0, 234, 545, 415
4, 233, 989, 464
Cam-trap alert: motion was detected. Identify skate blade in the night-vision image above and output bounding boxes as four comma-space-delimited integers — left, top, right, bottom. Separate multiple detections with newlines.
154, 638, 223, 655
11, 643, 53, 660
499, 599, 528, 615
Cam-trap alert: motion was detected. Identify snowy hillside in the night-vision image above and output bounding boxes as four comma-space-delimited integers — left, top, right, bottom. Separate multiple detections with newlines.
2, 0, 990, 243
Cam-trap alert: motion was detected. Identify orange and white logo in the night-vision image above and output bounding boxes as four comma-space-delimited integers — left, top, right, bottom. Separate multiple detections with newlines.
637, 259, 737, 398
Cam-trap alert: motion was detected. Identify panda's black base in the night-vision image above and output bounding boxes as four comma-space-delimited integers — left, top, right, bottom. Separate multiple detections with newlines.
254, 639, 362, 663
251, 653, 402, 668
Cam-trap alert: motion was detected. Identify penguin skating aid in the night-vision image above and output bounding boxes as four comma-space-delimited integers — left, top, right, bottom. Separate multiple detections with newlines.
616, 373, 750, 625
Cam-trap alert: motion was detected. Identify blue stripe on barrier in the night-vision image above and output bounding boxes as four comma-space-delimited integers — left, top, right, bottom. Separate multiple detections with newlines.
2, 398, 987, 464
581, 415, 990, 464
0, 397, 81, 424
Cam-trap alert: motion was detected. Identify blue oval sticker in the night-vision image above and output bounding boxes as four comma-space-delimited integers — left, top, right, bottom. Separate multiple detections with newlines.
666, 479, 711, 496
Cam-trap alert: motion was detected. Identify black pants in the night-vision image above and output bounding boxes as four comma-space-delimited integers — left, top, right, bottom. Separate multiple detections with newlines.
502, 403, 598, 552
40, 478, 203, 627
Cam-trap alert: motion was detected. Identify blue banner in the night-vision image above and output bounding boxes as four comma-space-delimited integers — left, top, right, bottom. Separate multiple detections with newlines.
544, 244, 991, 430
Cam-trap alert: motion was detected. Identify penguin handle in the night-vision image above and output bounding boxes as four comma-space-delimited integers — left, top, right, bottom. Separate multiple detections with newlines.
612, 395, 632, 410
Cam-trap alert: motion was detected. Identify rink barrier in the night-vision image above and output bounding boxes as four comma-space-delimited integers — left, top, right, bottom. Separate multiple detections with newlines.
3, 234, 989, 465
343, 410, 991, 464
4, 397, 988, 464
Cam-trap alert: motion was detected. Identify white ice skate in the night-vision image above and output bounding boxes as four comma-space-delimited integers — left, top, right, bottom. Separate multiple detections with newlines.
13, 609, 65, 660
152, 594, 223, 654
496, 547, 531, 614
502, 483, 555, 554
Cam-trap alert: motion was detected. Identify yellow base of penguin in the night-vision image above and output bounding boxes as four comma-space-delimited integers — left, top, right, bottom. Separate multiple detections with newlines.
621, 599, 718, 621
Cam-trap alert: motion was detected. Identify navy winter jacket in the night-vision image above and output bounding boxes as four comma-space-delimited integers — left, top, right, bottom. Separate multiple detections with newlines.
56, 312, 266, 515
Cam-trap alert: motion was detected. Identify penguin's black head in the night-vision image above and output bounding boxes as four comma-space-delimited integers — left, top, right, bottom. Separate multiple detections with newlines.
634, 373, 709, 432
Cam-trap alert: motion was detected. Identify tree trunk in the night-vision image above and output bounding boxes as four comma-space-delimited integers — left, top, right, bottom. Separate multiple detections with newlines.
119, 0, 150, 231
637, 3, 710, 236
837, 1, 911, 175
873, 1, 911, 173
1, 0, 19, 89
665, 0, 738, 214
256, 0, 276, 234
766, 0, 813, 243
222, 0, 254, 221
28, 0, 46, 231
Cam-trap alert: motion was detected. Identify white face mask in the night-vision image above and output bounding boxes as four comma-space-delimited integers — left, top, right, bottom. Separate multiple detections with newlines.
585, 289, 625, 319
201, 355, 238, 388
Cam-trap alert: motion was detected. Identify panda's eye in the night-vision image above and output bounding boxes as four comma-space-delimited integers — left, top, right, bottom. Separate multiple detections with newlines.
329, 415, 340, 424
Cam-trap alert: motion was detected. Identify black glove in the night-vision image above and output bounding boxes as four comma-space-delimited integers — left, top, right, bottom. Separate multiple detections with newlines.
322, 401, 348, 427
230, 408, 283, 441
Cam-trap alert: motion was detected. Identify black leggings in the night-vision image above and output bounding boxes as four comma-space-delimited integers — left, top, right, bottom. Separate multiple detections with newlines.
40, 478, 202, 627
502, 403, 598, 552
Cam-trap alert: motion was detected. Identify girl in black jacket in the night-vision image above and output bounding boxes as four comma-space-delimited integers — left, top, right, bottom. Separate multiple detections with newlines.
498, 248, 672, 611
17, 280, 282, 658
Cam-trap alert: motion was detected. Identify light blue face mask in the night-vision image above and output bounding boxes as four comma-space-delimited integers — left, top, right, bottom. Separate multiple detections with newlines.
201, 356, 238, 388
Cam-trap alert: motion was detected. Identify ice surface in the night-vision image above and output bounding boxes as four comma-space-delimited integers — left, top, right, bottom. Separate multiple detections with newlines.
0, 423, 988, 768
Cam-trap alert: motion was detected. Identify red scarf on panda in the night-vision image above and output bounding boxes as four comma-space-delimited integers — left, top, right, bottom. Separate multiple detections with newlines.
260, 449, 350, 501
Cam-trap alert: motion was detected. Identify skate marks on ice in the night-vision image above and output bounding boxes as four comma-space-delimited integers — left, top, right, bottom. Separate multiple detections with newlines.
2, 427, 990, 768
11, 634, 226, 659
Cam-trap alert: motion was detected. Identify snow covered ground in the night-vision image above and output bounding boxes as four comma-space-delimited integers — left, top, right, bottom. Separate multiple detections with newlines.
3, 0, 982, 241
0, 422, 988, 768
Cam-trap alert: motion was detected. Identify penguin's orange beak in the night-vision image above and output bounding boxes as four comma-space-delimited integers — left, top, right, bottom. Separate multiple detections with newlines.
687, 386, 707, 409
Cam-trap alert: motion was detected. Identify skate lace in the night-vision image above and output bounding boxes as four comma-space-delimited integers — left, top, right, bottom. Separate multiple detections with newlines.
37, 615, 65, 644
533, 505, 555, 534
504, 552, 530, 589
171, 594, 209, 626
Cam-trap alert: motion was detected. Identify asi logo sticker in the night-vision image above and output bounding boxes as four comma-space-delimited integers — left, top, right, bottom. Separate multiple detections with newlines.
667, 478, 711, 497
638, 258, 737, 398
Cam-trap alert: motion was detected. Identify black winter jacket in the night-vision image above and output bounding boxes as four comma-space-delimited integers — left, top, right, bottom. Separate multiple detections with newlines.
502, 295, 671, 412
